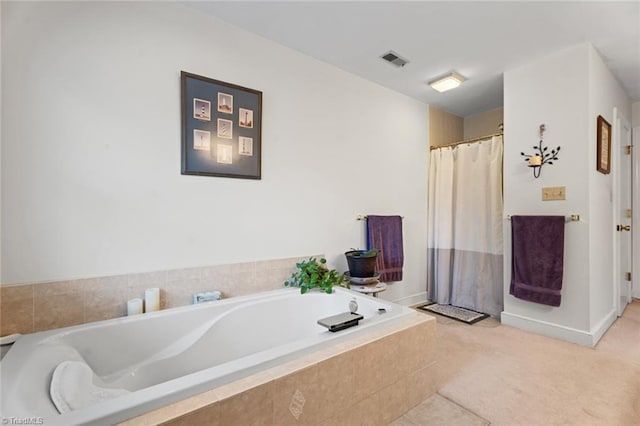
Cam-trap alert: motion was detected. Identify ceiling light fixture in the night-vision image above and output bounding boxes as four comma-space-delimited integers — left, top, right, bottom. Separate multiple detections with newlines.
429, 72, 465, 93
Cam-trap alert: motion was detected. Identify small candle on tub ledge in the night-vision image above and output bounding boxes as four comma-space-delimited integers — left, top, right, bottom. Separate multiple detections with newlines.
144, 288, 160, 312
127, 298, 143, 316
529, 155, 542, 166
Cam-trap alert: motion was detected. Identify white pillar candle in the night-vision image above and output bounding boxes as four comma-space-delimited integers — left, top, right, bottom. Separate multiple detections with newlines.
144, 288, 160, 312
127, 298, 143, 316
529, 155, 542, 166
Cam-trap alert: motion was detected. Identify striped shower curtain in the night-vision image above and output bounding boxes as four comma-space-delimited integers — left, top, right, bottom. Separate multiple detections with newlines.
427, 136, 504, 317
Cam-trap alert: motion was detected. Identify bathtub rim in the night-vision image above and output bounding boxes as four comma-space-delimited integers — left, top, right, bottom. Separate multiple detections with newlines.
0, 287, 421, 425
117, 312, 435, 426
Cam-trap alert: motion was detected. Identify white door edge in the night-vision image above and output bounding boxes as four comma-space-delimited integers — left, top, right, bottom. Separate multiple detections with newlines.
613, 109, 633, 315
633, 126, 640, 299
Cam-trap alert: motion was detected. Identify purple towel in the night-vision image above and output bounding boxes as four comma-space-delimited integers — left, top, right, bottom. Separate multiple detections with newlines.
510, 215, 565, 307
366, 215, 404, 282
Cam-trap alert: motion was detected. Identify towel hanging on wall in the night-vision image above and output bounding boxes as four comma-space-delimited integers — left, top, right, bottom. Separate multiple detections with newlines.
510, 215, 565, 307
366, 215, 404, 282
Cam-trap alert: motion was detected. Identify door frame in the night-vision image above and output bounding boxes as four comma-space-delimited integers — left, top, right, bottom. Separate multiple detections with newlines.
612, 107, 633, 315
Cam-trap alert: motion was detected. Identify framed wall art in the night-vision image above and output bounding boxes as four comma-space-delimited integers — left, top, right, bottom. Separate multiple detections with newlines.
181, 71, 262, 179
596, 115, 611, 175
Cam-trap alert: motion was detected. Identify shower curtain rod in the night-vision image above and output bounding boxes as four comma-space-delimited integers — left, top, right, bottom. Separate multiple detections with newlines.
429, 132, 503, 150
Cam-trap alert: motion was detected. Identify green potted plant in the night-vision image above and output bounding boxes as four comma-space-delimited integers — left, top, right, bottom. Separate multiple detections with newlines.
345, 249, 379, 278
284, 257, 349, 294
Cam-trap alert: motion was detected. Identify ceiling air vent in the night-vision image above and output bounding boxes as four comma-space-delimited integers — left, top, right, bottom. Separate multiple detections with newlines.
380, 50, 409, 68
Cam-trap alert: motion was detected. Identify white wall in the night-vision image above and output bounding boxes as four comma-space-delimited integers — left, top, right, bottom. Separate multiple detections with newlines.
1, 2, 429, 303
503, 44, 592, 339
0, 2, 3, 283
632, 102, 640, 127
587, 45, 631, 328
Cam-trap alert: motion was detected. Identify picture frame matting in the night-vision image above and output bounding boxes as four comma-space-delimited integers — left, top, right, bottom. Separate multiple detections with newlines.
181, 71, 262, 179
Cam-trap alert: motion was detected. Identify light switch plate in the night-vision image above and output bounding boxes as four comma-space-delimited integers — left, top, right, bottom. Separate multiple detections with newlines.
542, 186, 566, 201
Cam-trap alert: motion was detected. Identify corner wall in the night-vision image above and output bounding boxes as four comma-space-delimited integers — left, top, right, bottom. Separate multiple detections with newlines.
463, 107, 504, 140
503, 43, 631, 346
503, 44, 591, 343
587, 44, 631, 332
1, 2, 429, 303
428, 106, 462, 147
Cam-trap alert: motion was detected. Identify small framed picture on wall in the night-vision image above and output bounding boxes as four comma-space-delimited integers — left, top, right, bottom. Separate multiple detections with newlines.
596, 115, 611, 174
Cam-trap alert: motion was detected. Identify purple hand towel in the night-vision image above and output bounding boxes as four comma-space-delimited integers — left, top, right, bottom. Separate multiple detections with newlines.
510, 215, 565, 307
366, 215, 404, 282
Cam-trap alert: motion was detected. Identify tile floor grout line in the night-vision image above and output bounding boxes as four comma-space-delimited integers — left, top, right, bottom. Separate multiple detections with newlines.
436, 391, 492, 425
393, 414, 419, 426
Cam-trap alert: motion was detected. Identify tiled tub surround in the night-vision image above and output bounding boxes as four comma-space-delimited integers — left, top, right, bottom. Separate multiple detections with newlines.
0, 256, 316, 336
120, 314, 436, 426
2, 287, 436, 425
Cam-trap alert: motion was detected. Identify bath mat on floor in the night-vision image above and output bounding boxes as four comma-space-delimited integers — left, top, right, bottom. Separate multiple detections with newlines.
416, 303, 489, 324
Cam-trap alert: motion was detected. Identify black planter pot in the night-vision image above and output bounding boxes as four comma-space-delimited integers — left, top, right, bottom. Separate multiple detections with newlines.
345, 250, 378, 278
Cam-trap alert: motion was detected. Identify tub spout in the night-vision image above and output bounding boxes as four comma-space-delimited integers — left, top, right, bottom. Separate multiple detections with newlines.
349, 298, 358, 313
193, 291, 222, 304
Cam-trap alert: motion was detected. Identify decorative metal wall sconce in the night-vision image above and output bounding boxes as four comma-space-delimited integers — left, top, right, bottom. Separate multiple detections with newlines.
520, 124, 561, 178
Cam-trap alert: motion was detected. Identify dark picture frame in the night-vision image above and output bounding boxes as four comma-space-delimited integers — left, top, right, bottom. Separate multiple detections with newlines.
181, 71, 262, 179
596, 115, 612, 175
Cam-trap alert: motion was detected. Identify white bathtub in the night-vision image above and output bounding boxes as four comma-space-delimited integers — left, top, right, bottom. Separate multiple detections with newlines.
0, 287, 415, 425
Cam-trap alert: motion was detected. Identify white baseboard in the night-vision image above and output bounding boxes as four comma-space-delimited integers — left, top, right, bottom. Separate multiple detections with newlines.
501, 309, 618, 347
393, 291, 428, 307
501, 311, 594, 347
590, 308, 617, 346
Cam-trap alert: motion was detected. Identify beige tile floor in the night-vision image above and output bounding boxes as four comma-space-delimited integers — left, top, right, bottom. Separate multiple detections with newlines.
391, 300, 640, 425
392, 394, 489, 426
